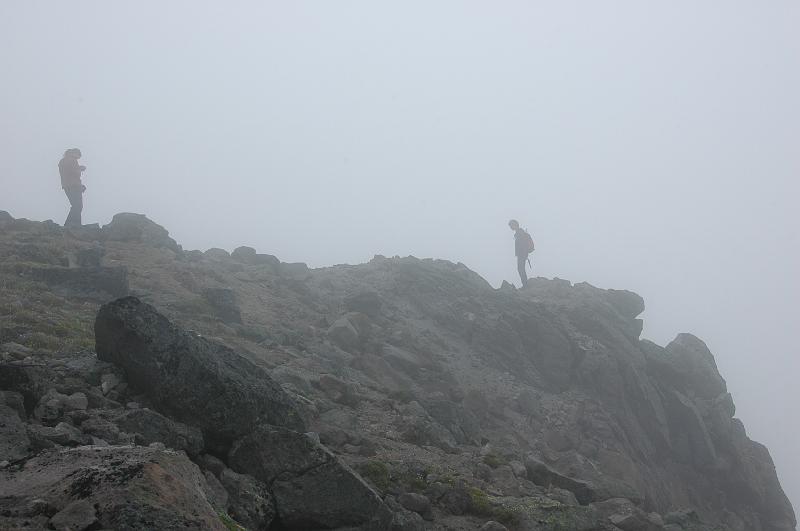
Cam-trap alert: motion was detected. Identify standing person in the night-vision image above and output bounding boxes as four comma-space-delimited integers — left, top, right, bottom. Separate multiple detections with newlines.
508, 219, 535, 287
59, 148, 86, 227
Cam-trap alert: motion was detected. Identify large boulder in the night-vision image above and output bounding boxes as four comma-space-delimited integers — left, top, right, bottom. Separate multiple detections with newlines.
0, 404, 29, 463
101, 213, 181, 252
94, 297, 305, 452
201, 287, 242, 324
228, 425, 392, 529
0, 445, 227, 530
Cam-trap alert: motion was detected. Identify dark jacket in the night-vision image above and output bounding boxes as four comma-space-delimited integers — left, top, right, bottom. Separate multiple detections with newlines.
514, 229, 532, 258
59, 157, 83, 189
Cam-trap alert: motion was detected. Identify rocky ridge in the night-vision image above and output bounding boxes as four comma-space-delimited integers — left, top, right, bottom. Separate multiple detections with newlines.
0, 211, 795, 531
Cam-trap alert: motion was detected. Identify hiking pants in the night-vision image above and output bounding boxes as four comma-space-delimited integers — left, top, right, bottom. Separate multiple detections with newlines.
64, 186, 83, 227
517, 255, 528, 287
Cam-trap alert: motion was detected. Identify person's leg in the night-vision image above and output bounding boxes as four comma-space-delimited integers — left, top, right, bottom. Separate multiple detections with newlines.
64, 187, 83, 227
517, 255, 528, 287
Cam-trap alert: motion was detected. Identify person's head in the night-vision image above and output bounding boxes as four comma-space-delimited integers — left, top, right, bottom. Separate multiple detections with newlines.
64, 148, 81, 159
508, 219, 520, 231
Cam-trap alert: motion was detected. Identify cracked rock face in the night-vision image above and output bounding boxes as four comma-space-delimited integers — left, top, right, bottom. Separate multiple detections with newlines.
0, 212, 796, 531
94, 296, 305, 452
228, 425, 392, 529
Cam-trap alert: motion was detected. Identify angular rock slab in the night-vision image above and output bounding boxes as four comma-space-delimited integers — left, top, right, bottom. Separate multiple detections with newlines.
0, 445, 226, 530
228, 425, 392, 530
95, 297, 305, 452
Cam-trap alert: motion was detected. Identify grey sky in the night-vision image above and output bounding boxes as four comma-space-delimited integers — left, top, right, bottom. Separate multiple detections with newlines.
2, 1, 798, 511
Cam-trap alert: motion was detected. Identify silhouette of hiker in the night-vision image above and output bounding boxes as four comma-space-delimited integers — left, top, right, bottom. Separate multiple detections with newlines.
59, 148, 86, 227
508, 219, 534, 287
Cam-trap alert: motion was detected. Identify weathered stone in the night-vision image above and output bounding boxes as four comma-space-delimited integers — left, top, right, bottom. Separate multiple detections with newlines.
398, 492, 433, 521
95, 297, 304, 452
202, 470, 229, 510
0, 445, 225, 530
219, 468, 276, 530
327, 316, 360, 351
345, 291, 383, 317
390, 509, 426, 531
62, 392, 88, 412
101, 213, 181, 252
0, 404, 29, 462
524, 455, 599, 505
201, 287, 242, 324
27, 422, 86, 447
49, 499, 97, 531
228, 425, 391, 529
112, 408, 204, 457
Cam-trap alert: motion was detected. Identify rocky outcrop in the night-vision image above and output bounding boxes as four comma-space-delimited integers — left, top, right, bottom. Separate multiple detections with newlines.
94, 296, 305, 452
0, 213, 795, 531
228, 425, 392, 529
0, 445, 226, 530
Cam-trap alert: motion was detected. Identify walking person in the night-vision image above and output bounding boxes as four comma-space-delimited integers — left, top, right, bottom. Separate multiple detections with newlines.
59, 148, 86, 227
508, 219, 535, 287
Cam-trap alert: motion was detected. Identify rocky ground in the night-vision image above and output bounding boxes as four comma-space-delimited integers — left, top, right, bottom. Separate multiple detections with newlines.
0, 210, 796, 531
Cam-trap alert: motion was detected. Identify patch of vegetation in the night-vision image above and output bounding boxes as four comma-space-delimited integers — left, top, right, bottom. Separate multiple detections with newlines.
482, 452, 508, 468
217, 511, 246, 531
359, 460, 391, 491
467, 486, 493, 516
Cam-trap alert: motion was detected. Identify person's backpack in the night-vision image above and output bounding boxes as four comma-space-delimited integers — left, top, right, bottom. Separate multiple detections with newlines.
522, 230, 535, 254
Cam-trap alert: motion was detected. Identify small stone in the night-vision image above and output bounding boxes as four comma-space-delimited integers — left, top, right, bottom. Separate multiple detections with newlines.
101, 373, 121, 395
49, 499, 97, 531
149, 442, 166, 450
63, 392, 89, 411
126, 402, 141, 409
480, 521, 509, 531
398, 492, 432, 520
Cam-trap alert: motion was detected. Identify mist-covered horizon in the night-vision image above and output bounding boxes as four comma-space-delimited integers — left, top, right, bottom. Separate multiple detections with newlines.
2, 1, 798, 512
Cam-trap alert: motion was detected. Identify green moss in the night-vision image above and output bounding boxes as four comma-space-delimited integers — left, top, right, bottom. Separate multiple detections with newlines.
359, 460, 391, 491
467, 487, 493, 516
482, 452, 508, 468
217, 511, 246, 531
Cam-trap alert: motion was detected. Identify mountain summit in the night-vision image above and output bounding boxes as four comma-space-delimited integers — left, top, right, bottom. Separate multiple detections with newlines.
0, 211, 795, 531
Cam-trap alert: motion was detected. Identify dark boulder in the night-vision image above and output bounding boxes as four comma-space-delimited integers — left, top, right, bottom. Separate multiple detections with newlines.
228, 425, 392, 530
201, 287, 242, 324
94, 297, 304, 452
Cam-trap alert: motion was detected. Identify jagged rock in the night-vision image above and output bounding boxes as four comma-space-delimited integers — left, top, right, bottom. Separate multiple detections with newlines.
664, 389, 717, 467
0, 210, 13, 226
95, 297, 304, 452
231, 246, 257, 263
524, 456, 599, 505
201, 287, 243, 324
390, 509, 426, 531
101, 213, 181, 252
62, 392, 88, 411
0, 391, 26, 420
219, 468, 276, 531
0, 404, 29, 462
202, 470, 229, 510
204, 247, 231, 260
398, 492, 433, 520
111, 408, 204, 457
345, 291, 383, 317
49, 499, 97, 531
1, 342, 31, 360
664, 333, 728, 400
0, 445, 225, 530
227, 425, 391, 529
327, 316, 360, 351
27, 422, 86, 446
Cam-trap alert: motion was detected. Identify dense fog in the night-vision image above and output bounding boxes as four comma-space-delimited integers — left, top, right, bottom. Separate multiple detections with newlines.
2, 1, 798, 511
